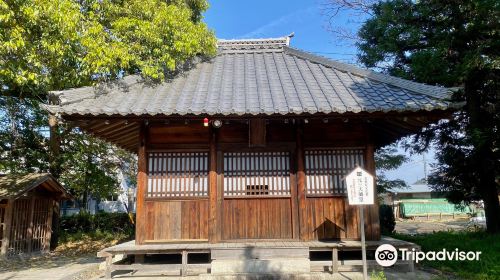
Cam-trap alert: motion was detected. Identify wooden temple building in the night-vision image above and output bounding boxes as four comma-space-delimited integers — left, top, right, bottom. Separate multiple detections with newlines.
0, 173, 70, 257
47, 37, 454, 277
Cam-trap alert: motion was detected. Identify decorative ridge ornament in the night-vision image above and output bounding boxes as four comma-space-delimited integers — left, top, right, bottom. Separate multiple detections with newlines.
217, 34, 294, 53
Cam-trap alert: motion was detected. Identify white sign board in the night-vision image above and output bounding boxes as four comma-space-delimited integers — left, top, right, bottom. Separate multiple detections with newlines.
346, 167, 374, 205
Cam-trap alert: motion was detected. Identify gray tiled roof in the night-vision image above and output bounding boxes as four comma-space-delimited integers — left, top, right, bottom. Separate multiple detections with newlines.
48, 37, 453, 117
0, 173, 70, 200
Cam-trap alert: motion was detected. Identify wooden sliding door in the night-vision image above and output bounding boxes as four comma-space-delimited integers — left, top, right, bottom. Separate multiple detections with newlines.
221, 151, 295, 240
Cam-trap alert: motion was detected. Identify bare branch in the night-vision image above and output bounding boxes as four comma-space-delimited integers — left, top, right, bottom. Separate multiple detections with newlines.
320, 0, 377, 47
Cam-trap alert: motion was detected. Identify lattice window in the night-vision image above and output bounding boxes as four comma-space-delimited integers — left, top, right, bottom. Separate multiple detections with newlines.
305, 148, 365, 195
224, 152, 291, 196
147, 152, 209, 198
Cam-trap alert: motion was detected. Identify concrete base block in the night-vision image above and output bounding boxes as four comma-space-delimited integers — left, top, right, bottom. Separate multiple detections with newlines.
210, 258, 310, 275
199, 273, 312, 280
98, 253, 126, 271
199, 272, 366, 280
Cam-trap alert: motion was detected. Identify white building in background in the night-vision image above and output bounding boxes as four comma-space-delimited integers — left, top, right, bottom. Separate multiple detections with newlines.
60, 170, 136, 216
98, 171, 136, 213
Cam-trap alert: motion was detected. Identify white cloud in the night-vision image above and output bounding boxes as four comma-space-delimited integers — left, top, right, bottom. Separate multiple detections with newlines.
238, 6, 316, 39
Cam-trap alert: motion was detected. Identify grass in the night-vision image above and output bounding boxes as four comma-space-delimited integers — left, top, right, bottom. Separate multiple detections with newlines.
392, 231, 500, 280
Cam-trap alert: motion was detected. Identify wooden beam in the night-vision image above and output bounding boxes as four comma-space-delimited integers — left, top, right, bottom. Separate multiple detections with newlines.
106, 127, 139, 140
136, 123, 148, 244
1, 199, 14, 256
208, 127, 220, 243
296, 123, 308, 241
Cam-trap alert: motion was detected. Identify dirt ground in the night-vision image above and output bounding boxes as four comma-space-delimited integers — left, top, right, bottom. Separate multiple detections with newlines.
395, 218, 485, 235
0, 236, 124, 280
1, 221, 476, 280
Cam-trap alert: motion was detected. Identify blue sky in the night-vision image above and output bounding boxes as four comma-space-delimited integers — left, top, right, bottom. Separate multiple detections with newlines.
204, 1, 432, 185
205, 1, 358, 64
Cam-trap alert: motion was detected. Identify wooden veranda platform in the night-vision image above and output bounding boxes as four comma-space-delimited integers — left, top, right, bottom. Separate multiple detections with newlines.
98, 236, 420, 278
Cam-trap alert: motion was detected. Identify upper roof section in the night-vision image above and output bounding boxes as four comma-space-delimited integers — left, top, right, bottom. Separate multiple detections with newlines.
0, 173, 71, 200
47, 36, 454, 117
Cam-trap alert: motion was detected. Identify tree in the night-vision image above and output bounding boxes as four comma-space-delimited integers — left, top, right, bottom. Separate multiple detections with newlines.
326, 0, 500, 232
0, 0, 216, 208
0, 0, 216, 97
0, 96, 49, 172
375, 144, 408, 194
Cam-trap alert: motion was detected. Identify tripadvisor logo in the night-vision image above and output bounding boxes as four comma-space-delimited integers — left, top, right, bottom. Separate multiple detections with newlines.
375, 244, 482, 267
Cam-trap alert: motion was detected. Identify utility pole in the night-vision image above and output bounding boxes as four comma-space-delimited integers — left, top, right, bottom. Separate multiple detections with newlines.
423, 154, 428, 183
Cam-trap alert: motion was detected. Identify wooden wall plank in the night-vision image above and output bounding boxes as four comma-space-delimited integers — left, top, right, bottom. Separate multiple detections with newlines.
144, 200, 209, 242
26, 196, 35, 254
0, 199, 13, 256
221, 198, 292, 240
249, 119, 266, 147
334, 198, 346, 239
149, 125, 209, 145
304, 197, 359, 240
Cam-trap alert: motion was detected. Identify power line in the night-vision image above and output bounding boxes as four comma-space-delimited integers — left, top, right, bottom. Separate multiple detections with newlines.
310, 51, 357, 56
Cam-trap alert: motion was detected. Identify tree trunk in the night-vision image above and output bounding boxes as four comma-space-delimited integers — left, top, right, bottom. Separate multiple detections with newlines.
48, 94, 61, 178
466, 70, 500, 233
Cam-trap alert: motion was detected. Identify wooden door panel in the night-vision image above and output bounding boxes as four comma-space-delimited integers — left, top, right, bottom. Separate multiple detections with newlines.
145, 200, 209, 241
222, 198, 292, 240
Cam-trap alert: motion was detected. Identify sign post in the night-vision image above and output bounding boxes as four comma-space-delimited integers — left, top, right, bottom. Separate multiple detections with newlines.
346, 166, 375, 280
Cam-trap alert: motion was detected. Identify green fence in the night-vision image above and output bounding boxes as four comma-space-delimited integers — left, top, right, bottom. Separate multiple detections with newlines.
399, 198, 472, 218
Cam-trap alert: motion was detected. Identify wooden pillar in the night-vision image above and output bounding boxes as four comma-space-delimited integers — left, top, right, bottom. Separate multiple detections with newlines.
136, 122, 148, 244
289, 149, 300, 239
365, 143, 380, 240
49, 200, 60, 250
332, 248, 339, 273
1, 199, 14, 256
45, 200, 54, 252
296, 123, 309, 241
208, 127, 221, 243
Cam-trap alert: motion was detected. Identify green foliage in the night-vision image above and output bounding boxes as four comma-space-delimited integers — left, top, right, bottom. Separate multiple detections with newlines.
353, 0, 500, 232
393, 231, 500, 280
0, 95, 137, 207
379, 204, 395, 235
0, 0, 214, 206
375, 144, 408, 193
58, 128, 137, 208
60, 212, 135, 237
0, 0, 216, 97
370, 270, 387, 280
0, 96, 49, 172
